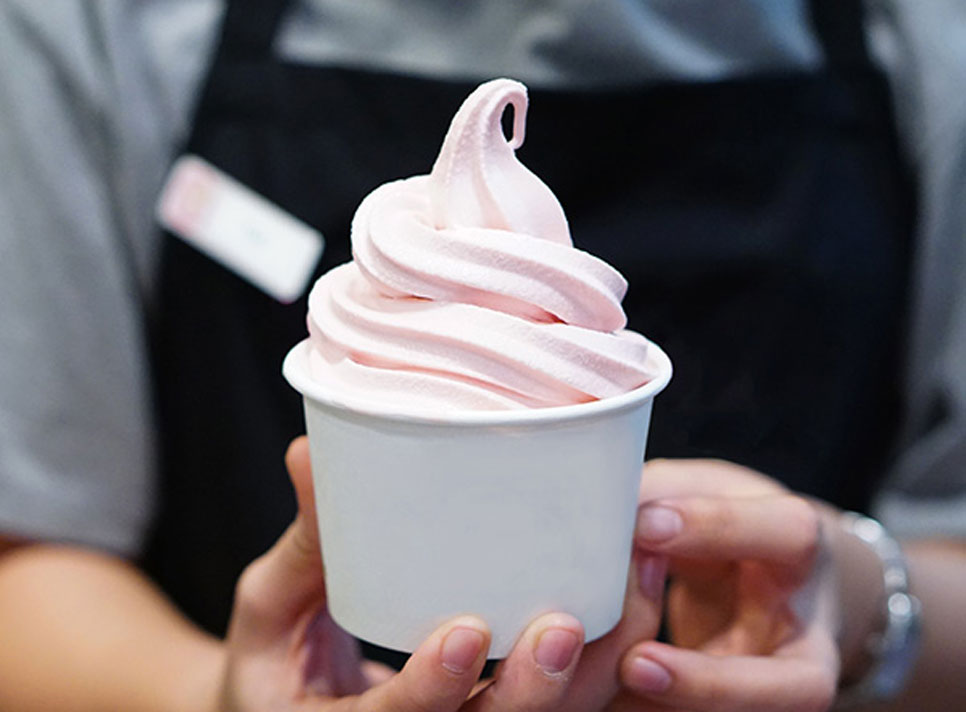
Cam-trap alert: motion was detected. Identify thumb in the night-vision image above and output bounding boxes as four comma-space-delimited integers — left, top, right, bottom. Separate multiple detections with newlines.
230, 436, 325, 639
286, 435, 319, 547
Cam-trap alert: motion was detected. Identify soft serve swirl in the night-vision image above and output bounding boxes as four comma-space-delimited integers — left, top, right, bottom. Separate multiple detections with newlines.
306, 79, 656, 410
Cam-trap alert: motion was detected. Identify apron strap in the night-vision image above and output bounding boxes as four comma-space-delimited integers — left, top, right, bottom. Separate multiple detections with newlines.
809, 0, 871, 70
197, 0, 293, 118
215, 0, 292, 61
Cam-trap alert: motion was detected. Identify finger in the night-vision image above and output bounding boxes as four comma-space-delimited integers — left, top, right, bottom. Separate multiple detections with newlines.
463, 613, 584, 712
302, 610, 368, 696
635, 495, 819, 576
664, 567, 737, 649
229, 437, 324, 639
562, 552, 668, 711
356, 616, 490, 712
286, 435, 319, 546
620, 641, 837, 712
640, 459, 786, 501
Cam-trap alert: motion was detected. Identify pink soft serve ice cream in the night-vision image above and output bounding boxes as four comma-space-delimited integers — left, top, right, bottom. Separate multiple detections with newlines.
304, 78, 658, 411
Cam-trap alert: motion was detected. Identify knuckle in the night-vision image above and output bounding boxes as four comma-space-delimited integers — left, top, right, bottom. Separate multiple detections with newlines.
232, 555, 272, 620
790, 667, 837, 712
692, 496, 737, 540
640, 458, 672, 487
706, 457, 746, 474
489, 686, 565, 712
376, 695, 431, 712
704, 459, 790, 495
386, 678, 452, 712
401, 698, 439, 712
289, 522, 319, 565
707, 458, 774, 484
484, 666, 576, 712
807, 670, 838, 712
783, 496, 821, 562
682, 495, 712, 527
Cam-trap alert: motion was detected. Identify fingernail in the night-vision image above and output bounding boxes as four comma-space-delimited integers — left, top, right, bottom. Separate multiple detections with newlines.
637, 505, 682, 543
534, 627, 581, 674
440, 627, 485, 674
637, 555, 668, 600
628, 656, 672, 693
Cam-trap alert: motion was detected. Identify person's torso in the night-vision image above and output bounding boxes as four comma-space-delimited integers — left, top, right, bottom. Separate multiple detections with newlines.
143, 1, 914, 652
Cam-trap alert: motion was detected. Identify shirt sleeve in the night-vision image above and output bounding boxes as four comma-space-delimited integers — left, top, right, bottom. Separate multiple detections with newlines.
868, 0, 966, 540
0, 4, 156, 554
875, 266, 966, 540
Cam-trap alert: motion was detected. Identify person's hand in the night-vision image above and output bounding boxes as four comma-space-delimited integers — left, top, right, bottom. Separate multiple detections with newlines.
617, 459, 841, 712
218, 436, 668, 711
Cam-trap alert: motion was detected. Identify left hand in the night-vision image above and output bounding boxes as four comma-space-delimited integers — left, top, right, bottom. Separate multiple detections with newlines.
615, 459, 841, 712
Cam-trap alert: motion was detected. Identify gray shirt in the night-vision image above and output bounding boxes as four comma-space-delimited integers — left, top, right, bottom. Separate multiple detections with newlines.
1, 0, 964, 554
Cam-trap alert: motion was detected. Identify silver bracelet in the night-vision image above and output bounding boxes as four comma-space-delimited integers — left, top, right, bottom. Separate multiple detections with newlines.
835, 511, 922, 708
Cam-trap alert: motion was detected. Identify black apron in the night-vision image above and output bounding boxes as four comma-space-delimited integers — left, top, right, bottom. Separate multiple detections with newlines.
145, 0, 914, 649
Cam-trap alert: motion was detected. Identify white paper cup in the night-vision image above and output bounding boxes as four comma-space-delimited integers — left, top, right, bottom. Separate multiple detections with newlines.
283, 339, 672, 657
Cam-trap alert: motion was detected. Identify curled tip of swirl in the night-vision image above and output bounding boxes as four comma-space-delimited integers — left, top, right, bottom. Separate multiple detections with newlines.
428, 78, 570, 245
464, 77, 529, 149
350, 78, 628, 331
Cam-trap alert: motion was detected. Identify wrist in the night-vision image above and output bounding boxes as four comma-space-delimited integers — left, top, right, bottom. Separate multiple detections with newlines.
833, 512, 923, 707
828, 512, 888, 683
813, 502, 883, 681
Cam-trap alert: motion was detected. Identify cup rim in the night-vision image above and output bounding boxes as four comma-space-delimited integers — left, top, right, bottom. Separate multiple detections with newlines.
283, 338, 672, 426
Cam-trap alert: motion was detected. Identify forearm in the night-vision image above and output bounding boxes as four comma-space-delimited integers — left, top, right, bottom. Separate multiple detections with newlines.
832, 525, 966, 710
0, 540, 225, 712
871, 539, 966, 711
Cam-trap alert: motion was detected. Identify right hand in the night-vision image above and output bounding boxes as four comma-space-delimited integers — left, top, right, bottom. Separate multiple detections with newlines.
219, 436, 665, 711
615, 459, 841, 712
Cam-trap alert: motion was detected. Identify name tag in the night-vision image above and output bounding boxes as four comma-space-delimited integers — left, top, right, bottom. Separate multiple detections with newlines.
157, 155, 325, 303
